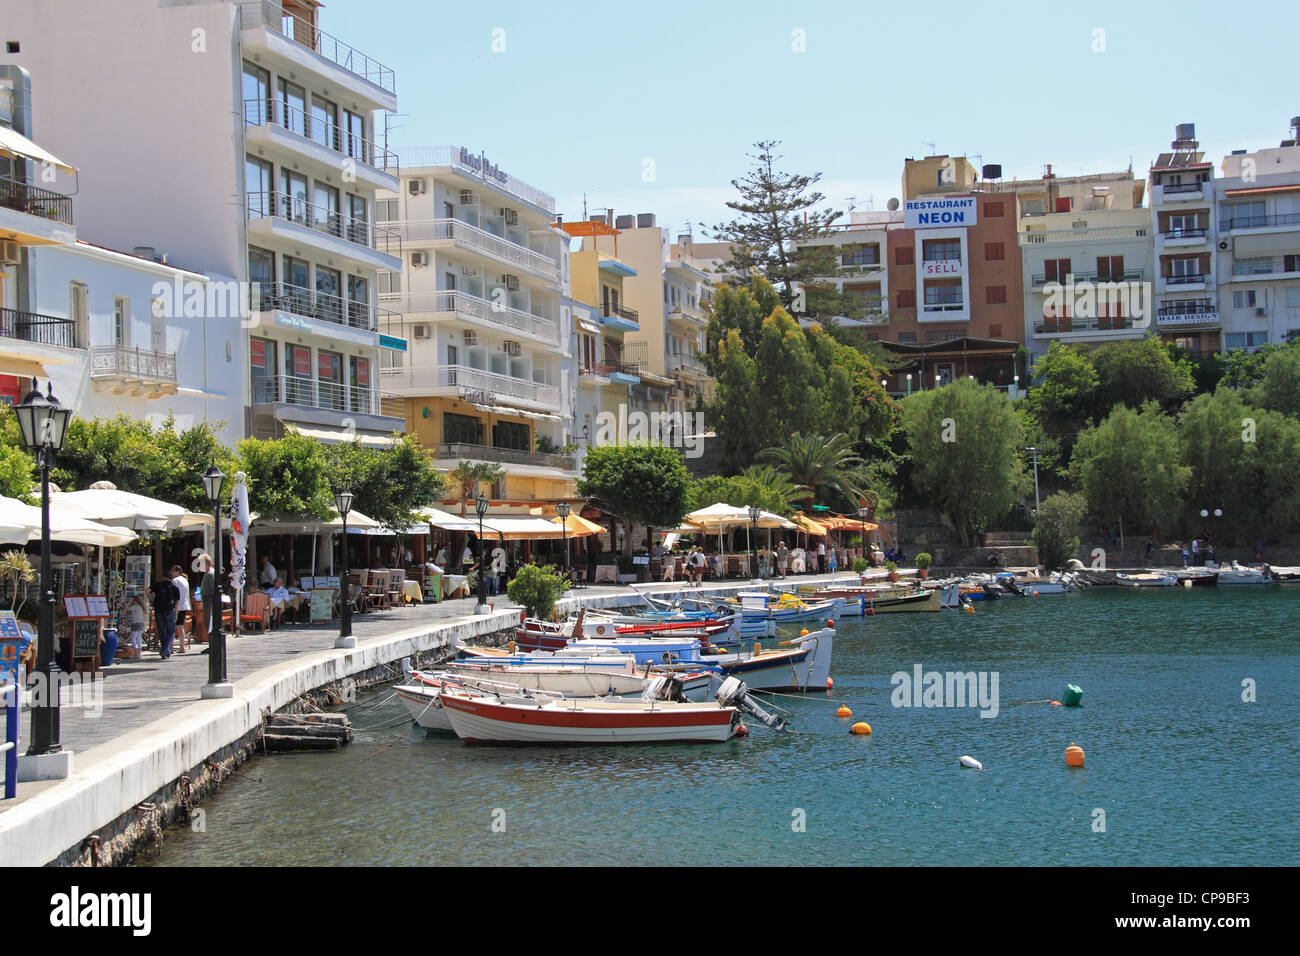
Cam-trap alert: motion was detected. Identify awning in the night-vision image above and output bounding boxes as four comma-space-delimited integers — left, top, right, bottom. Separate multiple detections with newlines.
792, 513, 829, 535
293, 425, 394, 448
818, 515, 879, 532
0, 127, 78, 174
548, 513, 604, 536
577, 319, 601, 334
420, 507, 575, 540
467, 403, 564, 422
1222, 184, 1300, 196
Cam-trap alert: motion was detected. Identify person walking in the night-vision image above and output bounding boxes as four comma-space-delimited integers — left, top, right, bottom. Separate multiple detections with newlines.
170, 564, 191, 653
1191, 537, 1200, 566
777, 541, 789, 579
1181, 543, 1189, 567
127, 592, 148, 658
149, 573, 180, 660
817, 540, 827, 574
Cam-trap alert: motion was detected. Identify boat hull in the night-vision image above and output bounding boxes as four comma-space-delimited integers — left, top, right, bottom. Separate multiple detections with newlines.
440, 692, 738, 744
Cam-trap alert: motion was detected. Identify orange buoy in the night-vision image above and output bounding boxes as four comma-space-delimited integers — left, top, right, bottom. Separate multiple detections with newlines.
1049, 700, 1062, 707
735, 723, 750, 737
1065, 743, 1085, 767
825, 619, 835, 628
800, 628, 809, 637
850, 722, 872, 735
1032, 590, 1039, 597
963, 604, 975, 615
826, 677, 834, 690
836, 705, 852, 718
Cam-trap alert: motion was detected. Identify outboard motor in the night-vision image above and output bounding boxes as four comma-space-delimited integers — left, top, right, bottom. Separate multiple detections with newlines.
714, 677, 788, 732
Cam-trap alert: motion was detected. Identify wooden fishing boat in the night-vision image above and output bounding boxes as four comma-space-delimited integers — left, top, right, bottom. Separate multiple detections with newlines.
702, 626, 834, 691
1116, 571, 1177, 587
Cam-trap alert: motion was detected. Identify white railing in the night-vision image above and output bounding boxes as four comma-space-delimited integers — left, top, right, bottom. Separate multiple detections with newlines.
380, 364, 560, 407
237, 2, 395, 94
90, 345, 178, 384
380, 290, 559, 344
252, 374, 392, 417
669, 352, 708, 375
1019, 224, 1150, 244
393, 146, 555, 212
385, 218, 559, 282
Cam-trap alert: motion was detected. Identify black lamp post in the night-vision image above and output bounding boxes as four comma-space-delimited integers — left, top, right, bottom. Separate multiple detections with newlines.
747, 505, 761, 582
475, 494, 489, 613
14, 380, 71, 768
335, 488, 355, 647
858, 505, 871, 565
556, 501, 571, 579
200, 464, 233, 698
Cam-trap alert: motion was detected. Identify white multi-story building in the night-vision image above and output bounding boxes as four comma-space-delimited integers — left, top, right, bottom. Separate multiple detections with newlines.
1215, 119, 1300, 350
376, 148, 579, 500
4, 0, 405, 444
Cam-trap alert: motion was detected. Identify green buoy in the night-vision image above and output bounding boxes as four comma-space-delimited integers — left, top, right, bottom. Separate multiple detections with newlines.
1063, 684, 1083, 707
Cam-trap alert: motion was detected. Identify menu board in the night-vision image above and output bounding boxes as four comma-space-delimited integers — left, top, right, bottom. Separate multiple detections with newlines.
309, 589, 334, 624
86, 595, 110, 617
63, 596, 89, 617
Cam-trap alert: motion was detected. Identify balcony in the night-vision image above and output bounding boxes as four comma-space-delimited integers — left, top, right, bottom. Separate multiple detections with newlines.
1153, 182, 1211, 204
0, 307, 79, 349
251, 373, 386, 417
600, 303, 639, 332
393, 146, 555, 214
669, 352, 709, 376
388, 218, 560, 284
667, 304, 708, 328
89, 345, 178, 391
434, 442, 577, 473
1020, 224, 1150, 245
1033, 316, 1146, 336
246, 191, 401, 270
250, 281, 392, 345
1163, 273, 1208, 289
1031, 270, 1143, 288
381, 290, 560, 346
237, 2, 396, 108
242, 99, 397, 191
380, 364, 561, 410
1156, 306, 1219, 329
1219, 213, 1300, 233
0, 175, 75, 245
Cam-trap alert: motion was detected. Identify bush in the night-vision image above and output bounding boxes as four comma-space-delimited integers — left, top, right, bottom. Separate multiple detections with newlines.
914, 552, 932, 570
851, 558, 869, 573
505, 563, 568, 620
1032, 492, 1087, 570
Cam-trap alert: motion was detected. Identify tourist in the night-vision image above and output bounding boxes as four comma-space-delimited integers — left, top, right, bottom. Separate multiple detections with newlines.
267, 577, 292, 627
1191, 537, 1200, 566
827, 547, 838, 574
462, 540, 476, 572
1181, 543, 1189, 567
149, 574, 180, 660
777, 541, 789, 578
817, 540, 827, 574
127, 592, 148, 658
170, 565, 191, 654
434, 543, 449, 568
259, 554, 277, 588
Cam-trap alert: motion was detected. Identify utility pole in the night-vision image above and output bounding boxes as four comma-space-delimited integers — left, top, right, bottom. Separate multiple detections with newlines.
1025, 447, 1041, 514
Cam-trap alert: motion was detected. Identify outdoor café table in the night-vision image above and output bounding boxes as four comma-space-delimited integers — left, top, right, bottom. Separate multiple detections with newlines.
402, 580, 422, 604
270, 589, 308, 624
594, 564, 618, 584
443, 574, 470, 599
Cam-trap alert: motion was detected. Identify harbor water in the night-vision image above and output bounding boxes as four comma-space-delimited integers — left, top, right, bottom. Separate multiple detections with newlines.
141, 587, 1300, 866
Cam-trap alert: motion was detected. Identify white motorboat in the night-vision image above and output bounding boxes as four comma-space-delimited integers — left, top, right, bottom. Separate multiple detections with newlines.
1116, 571, 1177, 587
1215, 561, 1273, 585
700, 626, 834, 692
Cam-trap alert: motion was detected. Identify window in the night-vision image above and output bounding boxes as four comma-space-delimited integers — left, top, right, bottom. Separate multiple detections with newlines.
248, 246, 275, 305
925, 330, 959, 343
898, 332, 918, 344
1220, 200, 1264, 230
1225, 332, 1268, 349
113, 297, 129, 346
492, 420, 530, 451
283, 256, 309, 299
279, 169, 308, 223
1167, 213, 1201, 237
1170, 257, 1201, 278
276, 78, 306, 138
242, 62, 270, 125
346, 194, 368, 244
1096, 256, 1124, 281
985, 285, 1007, 304
897, 289, 916, 308
922, 239, 961, 262
923, 279, 963, 310
447, 344, 459, 366
245, 156, 273, 215
841, 244, 880, 266
1044, 258, 1072, 282
443, 412, 482, 445
349, 356, 370, 413
895, 245, 914, 266
318, 349, 343, 409
250, 337, 277, 402
984, 242, 1005, 261
313, 183, 340, 236
1285, 255, 1299, 273
988, 324, 1002, 338
316, 266, 342, 323
983, 201, 1005, 218
347, 275, 369, 329
342, 109, 367, 163
69, 282, 89, 348
375, 198, 399, 222
1232, 289, 1257, 309
1286, 287, 1300, 308
1054, 197, 1072, 213
1232, 257, 1273, 276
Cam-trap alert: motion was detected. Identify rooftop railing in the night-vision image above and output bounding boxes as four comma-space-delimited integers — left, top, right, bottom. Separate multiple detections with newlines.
238, 2, 395, 94
392, 146, 555, 213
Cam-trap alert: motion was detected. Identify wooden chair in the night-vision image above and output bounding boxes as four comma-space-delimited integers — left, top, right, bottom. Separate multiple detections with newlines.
387, 569, 406, 607
365, 571, 391, 611
347, 572, 369, 613
242, 591, 271, 632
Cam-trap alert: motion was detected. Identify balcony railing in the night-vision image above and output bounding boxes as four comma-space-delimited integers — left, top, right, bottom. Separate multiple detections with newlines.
0, 175, 74, 226
237, 2, 395, 94
246, 191, 400, 258
1219, 213, 1300, 232
392, 146, 555, 212
251, 281, 387, 332
1164, 273, 1208, 285
435, 442, 576, 472
385, 218, 559, 282
1034, 316, 1143, 334
1157, 300, 1215, 317
89, 345, 178, 384
579, 362, 612, 378
380, 364, 560, 407
382, 290, 559, 344
921, 301, 964, 312
251, 373, 383, 416
1160, 182, 1206, 194
242, 99, 396, 172
602, 304, 639, 323
1020, 225, 1149, 244
669, 352, 708, 375
1032, 270, 1143, 287
0, 307, 78, 348
1160, 227, 1207, 239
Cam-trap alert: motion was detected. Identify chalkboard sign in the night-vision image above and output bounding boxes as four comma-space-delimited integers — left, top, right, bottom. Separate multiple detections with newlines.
73, 618, 101, 658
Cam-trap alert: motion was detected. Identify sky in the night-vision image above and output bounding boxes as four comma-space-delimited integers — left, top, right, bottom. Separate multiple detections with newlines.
322, 0, 1300, 237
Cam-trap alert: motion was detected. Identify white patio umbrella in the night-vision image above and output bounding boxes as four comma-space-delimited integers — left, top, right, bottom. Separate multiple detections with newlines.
0, 495, 138, 548
685, 504, 751, 577
52, 483, 213, 532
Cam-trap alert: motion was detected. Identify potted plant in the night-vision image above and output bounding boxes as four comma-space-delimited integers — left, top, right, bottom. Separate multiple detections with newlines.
505, 563, 567, 621
915, 552, 932, 579
886, 560, 899, 582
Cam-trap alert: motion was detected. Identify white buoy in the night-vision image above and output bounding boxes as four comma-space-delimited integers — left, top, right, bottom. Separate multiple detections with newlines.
959, 755, 984, 770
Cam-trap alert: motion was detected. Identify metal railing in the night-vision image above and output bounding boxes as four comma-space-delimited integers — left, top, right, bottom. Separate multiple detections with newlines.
393, 146, 555, 212
237, 2, 395, 94
1159, 227, 1207, 239
667, 305, 708, 324
1157, 300, 1214, 316
89, 345, 178, 384
669, 352, 708, 374
1159, 181, 1206, 194
381, 290, 559, 343
242, 99, 396, 171
1164, 273, 1208, 285
250, 281, 386, 332
0, 175, 74, 226
1034, 316, 1143, 334
0, 307, 78, 348
602, 303, 639, 323
380, 364, 560, 407
251, 373, 380, 415
1032, 270, 1143, 287
436, 442, 576, 471
386, 217, 559, 282
1219, 213, 1300, 232
246, 191, 399, 258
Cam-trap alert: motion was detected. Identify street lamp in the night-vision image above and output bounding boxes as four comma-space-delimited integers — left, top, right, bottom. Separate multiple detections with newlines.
14, 380, 71, 775
1025, 446, 1041, 514
200, 464, 233, 698
747, 505, 761, 582
334, 488, 355, 648
858, 505, 871, 566
905, 373, 912, 396
475, 494, 490, 614
556, 501, 571, 580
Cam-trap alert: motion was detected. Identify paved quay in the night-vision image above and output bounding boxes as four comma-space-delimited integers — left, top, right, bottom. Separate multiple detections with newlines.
0, 572, 862, 865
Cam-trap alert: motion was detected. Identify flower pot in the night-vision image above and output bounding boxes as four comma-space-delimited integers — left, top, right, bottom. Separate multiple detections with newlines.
888, 572, 899, 582
100, 627, 119, 667
918, 569, 929, 579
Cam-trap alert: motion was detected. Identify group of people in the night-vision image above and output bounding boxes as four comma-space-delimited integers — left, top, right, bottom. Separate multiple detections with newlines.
136, 556, 216, 661
662, 539, 866, 585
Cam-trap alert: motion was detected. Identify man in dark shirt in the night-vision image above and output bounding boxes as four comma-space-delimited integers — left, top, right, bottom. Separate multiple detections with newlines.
149, 576, 180, 660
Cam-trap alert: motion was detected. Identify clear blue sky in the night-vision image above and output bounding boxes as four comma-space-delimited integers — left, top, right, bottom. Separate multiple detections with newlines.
325, 0, 1299, 236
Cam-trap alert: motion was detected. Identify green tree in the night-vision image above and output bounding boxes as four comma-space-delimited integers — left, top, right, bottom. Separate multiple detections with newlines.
737, 464, 807, 512
1248, 347, 1300, 417
577, 443, 692, 555
324, 434, 447, 531
0, 408, 33, 501
758, 432, 869, 511
1027, 342, 1098, 431
1090, 338, 1194, 415
238, 431, 333, 521
692, 474, 790, 516
1032, 492, 1087, 570
1218, 339, 1300, 390
446, 461, 506, 517
901, 380, 1027, 545
506, 562, 568, 620
1071, 403, 1189, 544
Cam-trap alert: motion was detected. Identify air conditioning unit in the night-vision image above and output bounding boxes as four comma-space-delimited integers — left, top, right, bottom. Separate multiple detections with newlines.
501, 274, 520, 291
410, 251, 429, 267
504, 209, 519, 227
412, 324, 430, 339
459, 189, 477, 205
1256, 307, 1267, 317
463, 330, 478, 346
503, 340, 521, 356
0, 241, 19, 265
408, 179, 427, 195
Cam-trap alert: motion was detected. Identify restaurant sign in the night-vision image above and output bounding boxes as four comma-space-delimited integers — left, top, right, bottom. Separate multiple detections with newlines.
904, 197, 978, 229
459, 147, 508, 185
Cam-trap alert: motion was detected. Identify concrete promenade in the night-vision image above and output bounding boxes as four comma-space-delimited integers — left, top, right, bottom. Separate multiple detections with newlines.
0, 571, 864, 866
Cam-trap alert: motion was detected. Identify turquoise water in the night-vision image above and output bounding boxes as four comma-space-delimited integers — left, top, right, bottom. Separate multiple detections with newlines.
142, 587, 1300, 866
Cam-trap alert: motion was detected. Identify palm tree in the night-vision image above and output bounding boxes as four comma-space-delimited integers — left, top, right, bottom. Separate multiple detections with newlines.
447, 461, 505, 516
738, 464, 808, 513
757, 432, 871, 510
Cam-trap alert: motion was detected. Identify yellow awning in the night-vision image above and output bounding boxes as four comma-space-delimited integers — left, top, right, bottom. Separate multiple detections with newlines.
548, 513, 604, 536
0, 127, 77, 174
792, 512, 829, 535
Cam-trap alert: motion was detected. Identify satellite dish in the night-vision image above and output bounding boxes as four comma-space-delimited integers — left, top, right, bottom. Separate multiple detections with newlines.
886, 197, 900, 211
